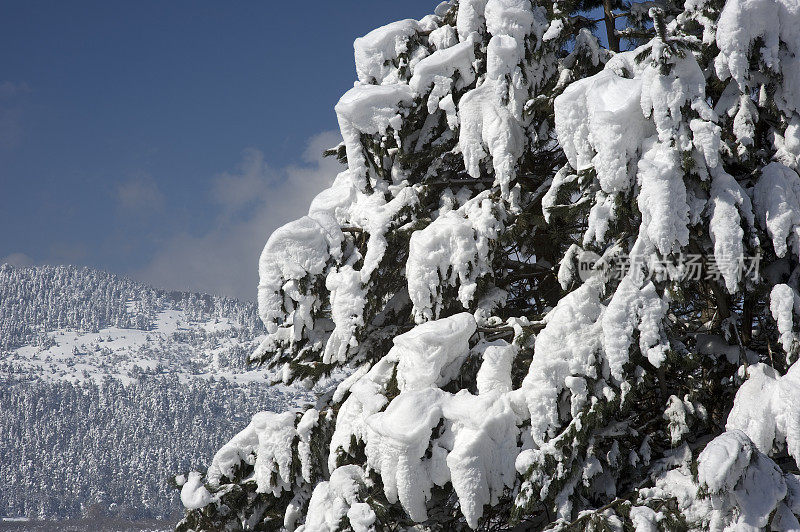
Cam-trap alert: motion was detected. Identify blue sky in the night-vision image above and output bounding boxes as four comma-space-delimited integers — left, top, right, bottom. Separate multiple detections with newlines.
0, 0, 438, 299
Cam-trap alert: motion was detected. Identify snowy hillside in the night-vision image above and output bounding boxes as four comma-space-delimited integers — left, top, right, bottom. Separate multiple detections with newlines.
2, 308, 272, 385
0, 264, 308, 521
0, 263, 266, 381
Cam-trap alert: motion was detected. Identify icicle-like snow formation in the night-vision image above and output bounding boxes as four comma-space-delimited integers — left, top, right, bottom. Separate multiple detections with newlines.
441, 382, 519, 528
538, 34, 761, 436
715, 0, 800, 114
406, 192, 502, 322
753, 162, 800, 260
326, 313, 520, 528
344, 3, 548, 205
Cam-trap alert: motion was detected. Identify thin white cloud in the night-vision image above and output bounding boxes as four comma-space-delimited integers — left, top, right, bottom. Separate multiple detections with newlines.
135, 130, 343, 300
211, 147, 276, 213
1, 252, 34, 267
116, 175, 165, 213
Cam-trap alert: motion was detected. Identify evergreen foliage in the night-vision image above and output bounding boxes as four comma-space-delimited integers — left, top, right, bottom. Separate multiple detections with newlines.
179, 0, 800, 530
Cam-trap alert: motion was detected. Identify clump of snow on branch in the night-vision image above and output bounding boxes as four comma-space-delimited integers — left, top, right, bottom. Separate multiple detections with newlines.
708, 168, 754, 293
392, 312, 476, 390
753, 162, 800, 260
636, 137, 691, 256
457, 0, 547, 201
458, 82, 525, 200
456, 0, 489, 43
180, 472, 212, 511
335, 84, 414, 184
409, 41, 475, 114
327, 313, 520, 527
715, 0, 800, 114
257, 216, 341, 340
516, 281, 603, 444
354, 20, 422, 85
199, 411, 300, 501
770, 284, 800, 357
727, 361, 800, 462
407, 192, 502, 322
555, 70, 649, 196
697, 430, 793, 530
297, 465, 374, 532
603, 273, 669, 378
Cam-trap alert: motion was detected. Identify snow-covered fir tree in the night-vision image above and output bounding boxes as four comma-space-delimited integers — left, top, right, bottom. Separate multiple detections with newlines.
178, 0, 800, 529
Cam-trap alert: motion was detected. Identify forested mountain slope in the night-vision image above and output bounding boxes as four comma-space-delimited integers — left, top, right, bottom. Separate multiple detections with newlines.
0, 264, 306, 521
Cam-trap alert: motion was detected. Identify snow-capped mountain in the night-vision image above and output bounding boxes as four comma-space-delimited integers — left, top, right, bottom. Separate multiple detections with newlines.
0, 264, 306, 521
